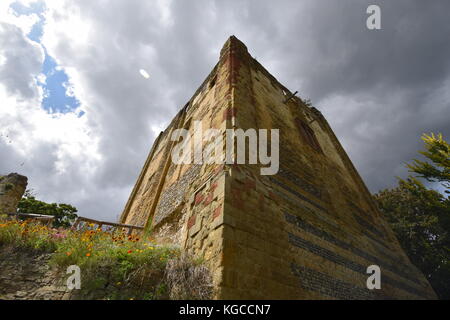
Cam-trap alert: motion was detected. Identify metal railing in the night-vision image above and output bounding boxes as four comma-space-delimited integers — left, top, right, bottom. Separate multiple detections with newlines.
4, 212, 55, 226
71, 216, 144, 235
2, 212, 144, 235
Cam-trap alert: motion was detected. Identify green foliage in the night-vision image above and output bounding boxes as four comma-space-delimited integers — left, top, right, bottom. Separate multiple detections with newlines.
374, 132, 450, 299
52, 237, 175, 300
0, 217, 212, 300
302, 97, 313, 107
407, 133, 450, 193
0, 217, 58, 252
17, 191, 78, 228
374, 178, 450, 299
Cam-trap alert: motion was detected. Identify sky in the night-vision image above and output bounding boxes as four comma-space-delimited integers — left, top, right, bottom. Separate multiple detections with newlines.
0, 0, 449, 221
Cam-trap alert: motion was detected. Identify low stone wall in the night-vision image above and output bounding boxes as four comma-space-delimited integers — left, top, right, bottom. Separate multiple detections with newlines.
0, 245, 72, 300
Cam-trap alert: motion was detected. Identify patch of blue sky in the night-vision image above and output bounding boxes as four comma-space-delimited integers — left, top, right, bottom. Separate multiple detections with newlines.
10, 1, 82, 115
430, 182, 449, 196
10, 1, 45, 42
9, 0, 44, 16
27, 15, 44, 42
41, 53, 81, 114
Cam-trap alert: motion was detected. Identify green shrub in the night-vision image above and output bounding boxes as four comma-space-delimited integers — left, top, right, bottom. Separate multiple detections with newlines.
0, 217, 212, 300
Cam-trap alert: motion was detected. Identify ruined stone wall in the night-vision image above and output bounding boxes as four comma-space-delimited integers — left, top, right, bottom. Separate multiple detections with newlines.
0, 173, 27, 215
218, 37, 436, 299
121, 36, 437, 299
0, 246, 72, 300
120, 37, 237, 291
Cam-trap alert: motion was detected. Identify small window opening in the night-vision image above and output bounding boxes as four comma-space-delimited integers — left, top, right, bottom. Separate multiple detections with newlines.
209, 75, 217, 88
295, 118, 323, 153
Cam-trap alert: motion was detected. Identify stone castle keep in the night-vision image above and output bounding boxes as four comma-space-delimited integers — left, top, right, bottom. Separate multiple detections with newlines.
120, 36, 436, 299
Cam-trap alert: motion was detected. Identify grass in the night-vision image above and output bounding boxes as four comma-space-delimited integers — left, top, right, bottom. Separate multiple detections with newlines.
0, 215, 213, 300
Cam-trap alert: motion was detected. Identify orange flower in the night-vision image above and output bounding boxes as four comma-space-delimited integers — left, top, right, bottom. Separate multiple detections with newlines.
127, 250, 132, 254
66, 252, 72, 256
86, 253, 91, 257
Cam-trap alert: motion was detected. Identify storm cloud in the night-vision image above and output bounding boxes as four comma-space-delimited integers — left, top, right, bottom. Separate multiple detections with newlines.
1, 0, 449, 220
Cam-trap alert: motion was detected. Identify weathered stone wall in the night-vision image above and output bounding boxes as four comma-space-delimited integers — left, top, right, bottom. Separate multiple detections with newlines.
0, 173, 27, 215
0, 246, 72, 300
120, 36, 437, 299
120, 39, 235, 291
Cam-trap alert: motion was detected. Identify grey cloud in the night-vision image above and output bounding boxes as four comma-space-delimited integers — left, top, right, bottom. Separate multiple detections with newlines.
0, 22, 44, 99
1, 0, 449, 221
